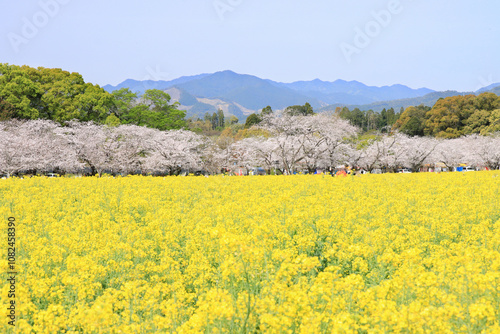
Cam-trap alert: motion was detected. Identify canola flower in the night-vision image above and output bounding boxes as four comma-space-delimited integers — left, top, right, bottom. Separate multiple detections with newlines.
0, 172, 500, 333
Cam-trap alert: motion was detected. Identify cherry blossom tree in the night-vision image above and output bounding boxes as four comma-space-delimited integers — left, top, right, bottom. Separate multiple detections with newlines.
3, 119, 500, 177
0, 119, 80, 176
374, 133, 409, 172
230, 136, 279, 173
215, 131, 236, 172
111, 125, 157, 175
0, 120, 26, 177
200, 141, 226, 175
399, 135, 439, 172
229, 138, 261, 173
144, 129, 206, 175
22, 119, 81, 174
257, 112, 357, 174
464, 133, 500, 170
309, 114, 358, 170
258, 113, 308, 174
434, 137, 467, 170
356, 138, 385, 172
55, 121, 117, 176
352, 133, 439, 173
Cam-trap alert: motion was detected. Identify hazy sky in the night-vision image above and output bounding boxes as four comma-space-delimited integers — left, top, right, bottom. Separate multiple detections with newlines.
1, 0, 499, 91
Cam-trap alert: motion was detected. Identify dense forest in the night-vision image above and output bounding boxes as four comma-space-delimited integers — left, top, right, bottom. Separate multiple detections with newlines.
0, 63, 186, 130
393, 93, 500, 138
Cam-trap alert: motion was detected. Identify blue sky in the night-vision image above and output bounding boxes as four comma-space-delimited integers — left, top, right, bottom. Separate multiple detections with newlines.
1, 0, 498, 91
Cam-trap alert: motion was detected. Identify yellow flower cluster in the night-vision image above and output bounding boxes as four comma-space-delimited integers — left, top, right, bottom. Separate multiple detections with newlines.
1, 171, 500, 333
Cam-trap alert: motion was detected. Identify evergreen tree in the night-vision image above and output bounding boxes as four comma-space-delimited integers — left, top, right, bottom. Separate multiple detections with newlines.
217, 109, 225, 128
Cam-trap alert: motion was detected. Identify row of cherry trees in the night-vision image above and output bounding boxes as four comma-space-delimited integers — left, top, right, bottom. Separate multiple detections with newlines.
350, 133, 500, 172
1, 114, 500, 176
235, 113, 500, 173
0, 120, 205, 176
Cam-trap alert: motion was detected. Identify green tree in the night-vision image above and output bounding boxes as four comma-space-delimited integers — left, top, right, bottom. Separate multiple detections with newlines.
474, 92, 500, 111
104, 114, 121, 127
304, 102, 314, 115
217, 109, 225, 128
229, 115, 239, 125
204, 112, 211, 122
365, 109, 379, 132
424, 95, 475, 138
0, 63, 43, 119
77, 83, 116, 122
111, 88, 137, 119
350, 108, 366, 129
244, 113, 262, 128
0, 98, 14, 121
110, 88, 187, 130
378, 108, 388, 129
486, 109, 500, 133
211, 112, 218, 130
337, 107, 366, 130
0, 63, 114, 123
461, 93, 500, 135
387, 107, 398, 126
393, 105, 429, 136
261, 105, 273, 116
338, 106, 350, 116
284, 102, 314, 116
138, 89, 186, 130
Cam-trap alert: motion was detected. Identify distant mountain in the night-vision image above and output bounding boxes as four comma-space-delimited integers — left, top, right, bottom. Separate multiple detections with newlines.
319, 91, 473, 113
175, 70, 324, 111
489, 86, 500, 95
107, 71, 500, 120
102, 73, 211, 95
163, 87, 251, 121
271, 79, 434, 105
105, 71, 437, 115
477, 82, 500, 94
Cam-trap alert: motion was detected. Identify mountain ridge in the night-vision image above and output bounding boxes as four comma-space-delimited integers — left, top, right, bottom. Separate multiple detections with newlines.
318, 90, 475, 113
103, 70, 436, 108
103, 71, 498, 120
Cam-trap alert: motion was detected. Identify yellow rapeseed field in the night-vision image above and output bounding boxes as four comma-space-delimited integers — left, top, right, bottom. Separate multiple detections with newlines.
1, 172, 500, 333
